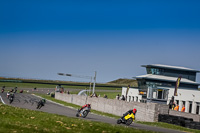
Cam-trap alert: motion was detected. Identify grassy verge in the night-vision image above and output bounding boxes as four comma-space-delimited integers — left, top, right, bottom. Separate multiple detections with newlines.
35, 94, 200, 133
0, 103, 152, 133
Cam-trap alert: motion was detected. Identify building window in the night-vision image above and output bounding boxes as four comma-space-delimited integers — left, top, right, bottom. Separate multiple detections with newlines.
132, 96, 134, 101
182, 101, 185, 106
151, 68, 161, 75
136, 96, 138, 102
176, 100, 179, 105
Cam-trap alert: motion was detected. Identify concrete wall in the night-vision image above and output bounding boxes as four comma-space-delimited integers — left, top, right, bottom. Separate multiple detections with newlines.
55, 92, 164, 122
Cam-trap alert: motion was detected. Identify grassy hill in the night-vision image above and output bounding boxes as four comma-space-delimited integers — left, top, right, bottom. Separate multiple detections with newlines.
107, 78, 138, 87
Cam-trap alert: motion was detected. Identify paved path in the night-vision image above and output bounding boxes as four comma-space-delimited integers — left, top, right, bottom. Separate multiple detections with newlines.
0, 93, 184, 133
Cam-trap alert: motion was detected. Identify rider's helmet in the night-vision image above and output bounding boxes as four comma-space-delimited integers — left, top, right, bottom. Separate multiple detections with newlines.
42, 98, 46, 103
88, 104, 91, 107
133, 108, 137, 114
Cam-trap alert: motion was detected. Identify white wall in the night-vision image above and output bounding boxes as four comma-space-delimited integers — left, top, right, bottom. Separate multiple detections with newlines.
122, 87, 142, 102
168, 87, 200, 114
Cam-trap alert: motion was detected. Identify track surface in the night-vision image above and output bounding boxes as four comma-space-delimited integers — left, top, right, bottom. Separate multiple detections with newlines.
0, 92, 184, 133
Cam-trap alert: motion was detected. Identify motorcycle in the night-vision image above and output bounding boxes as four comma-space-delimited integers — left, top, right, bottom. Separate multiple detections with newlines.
117, 113, 135, 126
9, 95, 14, 104
76, 107, 91, 118
36, 101, 45, 109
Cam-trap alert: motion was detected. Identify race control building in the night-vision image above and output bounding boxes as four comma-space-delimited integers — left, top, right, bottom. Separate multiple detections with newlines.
122, 64, 200, 114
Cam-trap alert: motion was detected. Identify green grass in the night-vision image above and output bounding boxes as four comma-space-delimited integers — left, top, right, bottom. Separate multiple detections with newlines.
92, 92, 120, 99
70, 91, 120, 99
0, 82, 121, 91
35, 94, 200, 133
0, 103, 152, 133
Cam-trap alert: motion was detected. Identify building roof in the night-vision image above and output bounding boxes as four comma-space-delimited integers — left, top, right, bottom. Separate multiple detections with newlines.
135, 74, 200, 85
141, 64, 200, 72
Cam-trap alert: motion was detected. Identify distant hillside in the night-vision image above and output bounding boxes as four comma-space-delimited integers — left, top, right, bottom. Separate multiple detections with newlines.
107, 78, 138, 87
0, 77, 123, 88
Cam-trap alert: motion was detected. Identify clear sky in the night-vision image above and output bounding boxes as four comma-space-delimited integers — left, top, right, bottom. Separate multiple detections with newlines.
0, 0, 200, 83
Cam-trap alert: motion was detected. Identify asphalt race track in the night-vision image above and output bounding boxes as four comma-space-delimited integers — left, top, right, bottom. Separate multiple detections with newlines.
0, 92, 184, 133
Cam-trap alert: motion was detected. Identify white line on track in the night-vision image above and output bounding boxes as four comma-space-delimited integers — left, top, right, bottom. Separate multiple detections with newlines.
0, 95, 6, 104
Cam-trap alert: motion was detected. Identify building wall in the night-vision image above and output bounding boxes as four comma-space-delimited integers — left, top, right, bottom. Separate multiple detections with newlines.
55, 92, 167, 122
121, 87, 142, 102
168, 88, 200, 114
122, 86, 200, 115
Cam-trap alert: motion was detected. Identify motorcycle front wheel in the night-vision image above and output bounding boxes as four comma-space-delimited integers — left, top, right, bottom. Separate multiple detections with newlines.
126, 118, 133, 126
117, 119, 122, 124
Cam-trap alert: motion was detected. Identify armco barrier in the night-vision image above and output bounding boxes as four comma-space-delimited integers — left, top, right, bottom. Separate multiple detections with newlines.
55, 92, 169, 122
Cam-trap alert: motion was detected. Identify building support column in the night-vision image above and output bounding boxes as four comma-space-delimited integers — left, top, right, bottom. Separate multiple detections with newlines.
192, 101, 197, 114
198, 104, 200, 115
179, 100, 183, 112
185, 101, 190, 113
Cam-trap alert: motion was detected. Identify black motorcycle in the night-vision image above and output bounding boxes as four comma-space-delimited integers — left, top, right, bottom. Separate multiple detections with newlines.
36, 101, 45, 109
9, 95, 14, 104
76, 107, 91, 118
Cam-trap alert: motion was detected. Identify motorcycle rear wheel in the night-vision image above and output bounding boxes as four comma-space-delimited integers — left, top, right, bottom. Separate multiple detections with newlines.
76, 113, 79, 117
82, 111, 88, 118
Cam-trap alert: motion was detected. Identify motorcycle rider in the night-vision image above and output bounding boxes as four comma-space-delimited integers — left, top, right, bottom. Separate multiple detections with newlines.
38, 98, 46, 108
121, 108, 137, 120
1, 86, 5, 93
7, 91, 10, 98
78, 104, 91, 112
14, 87, 18, 93
9, 93, 14, 99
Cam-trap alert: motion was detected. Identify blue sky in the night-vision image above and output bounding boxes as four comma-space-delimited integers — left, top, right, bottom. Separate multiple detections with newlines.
0, 1, 200, 83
